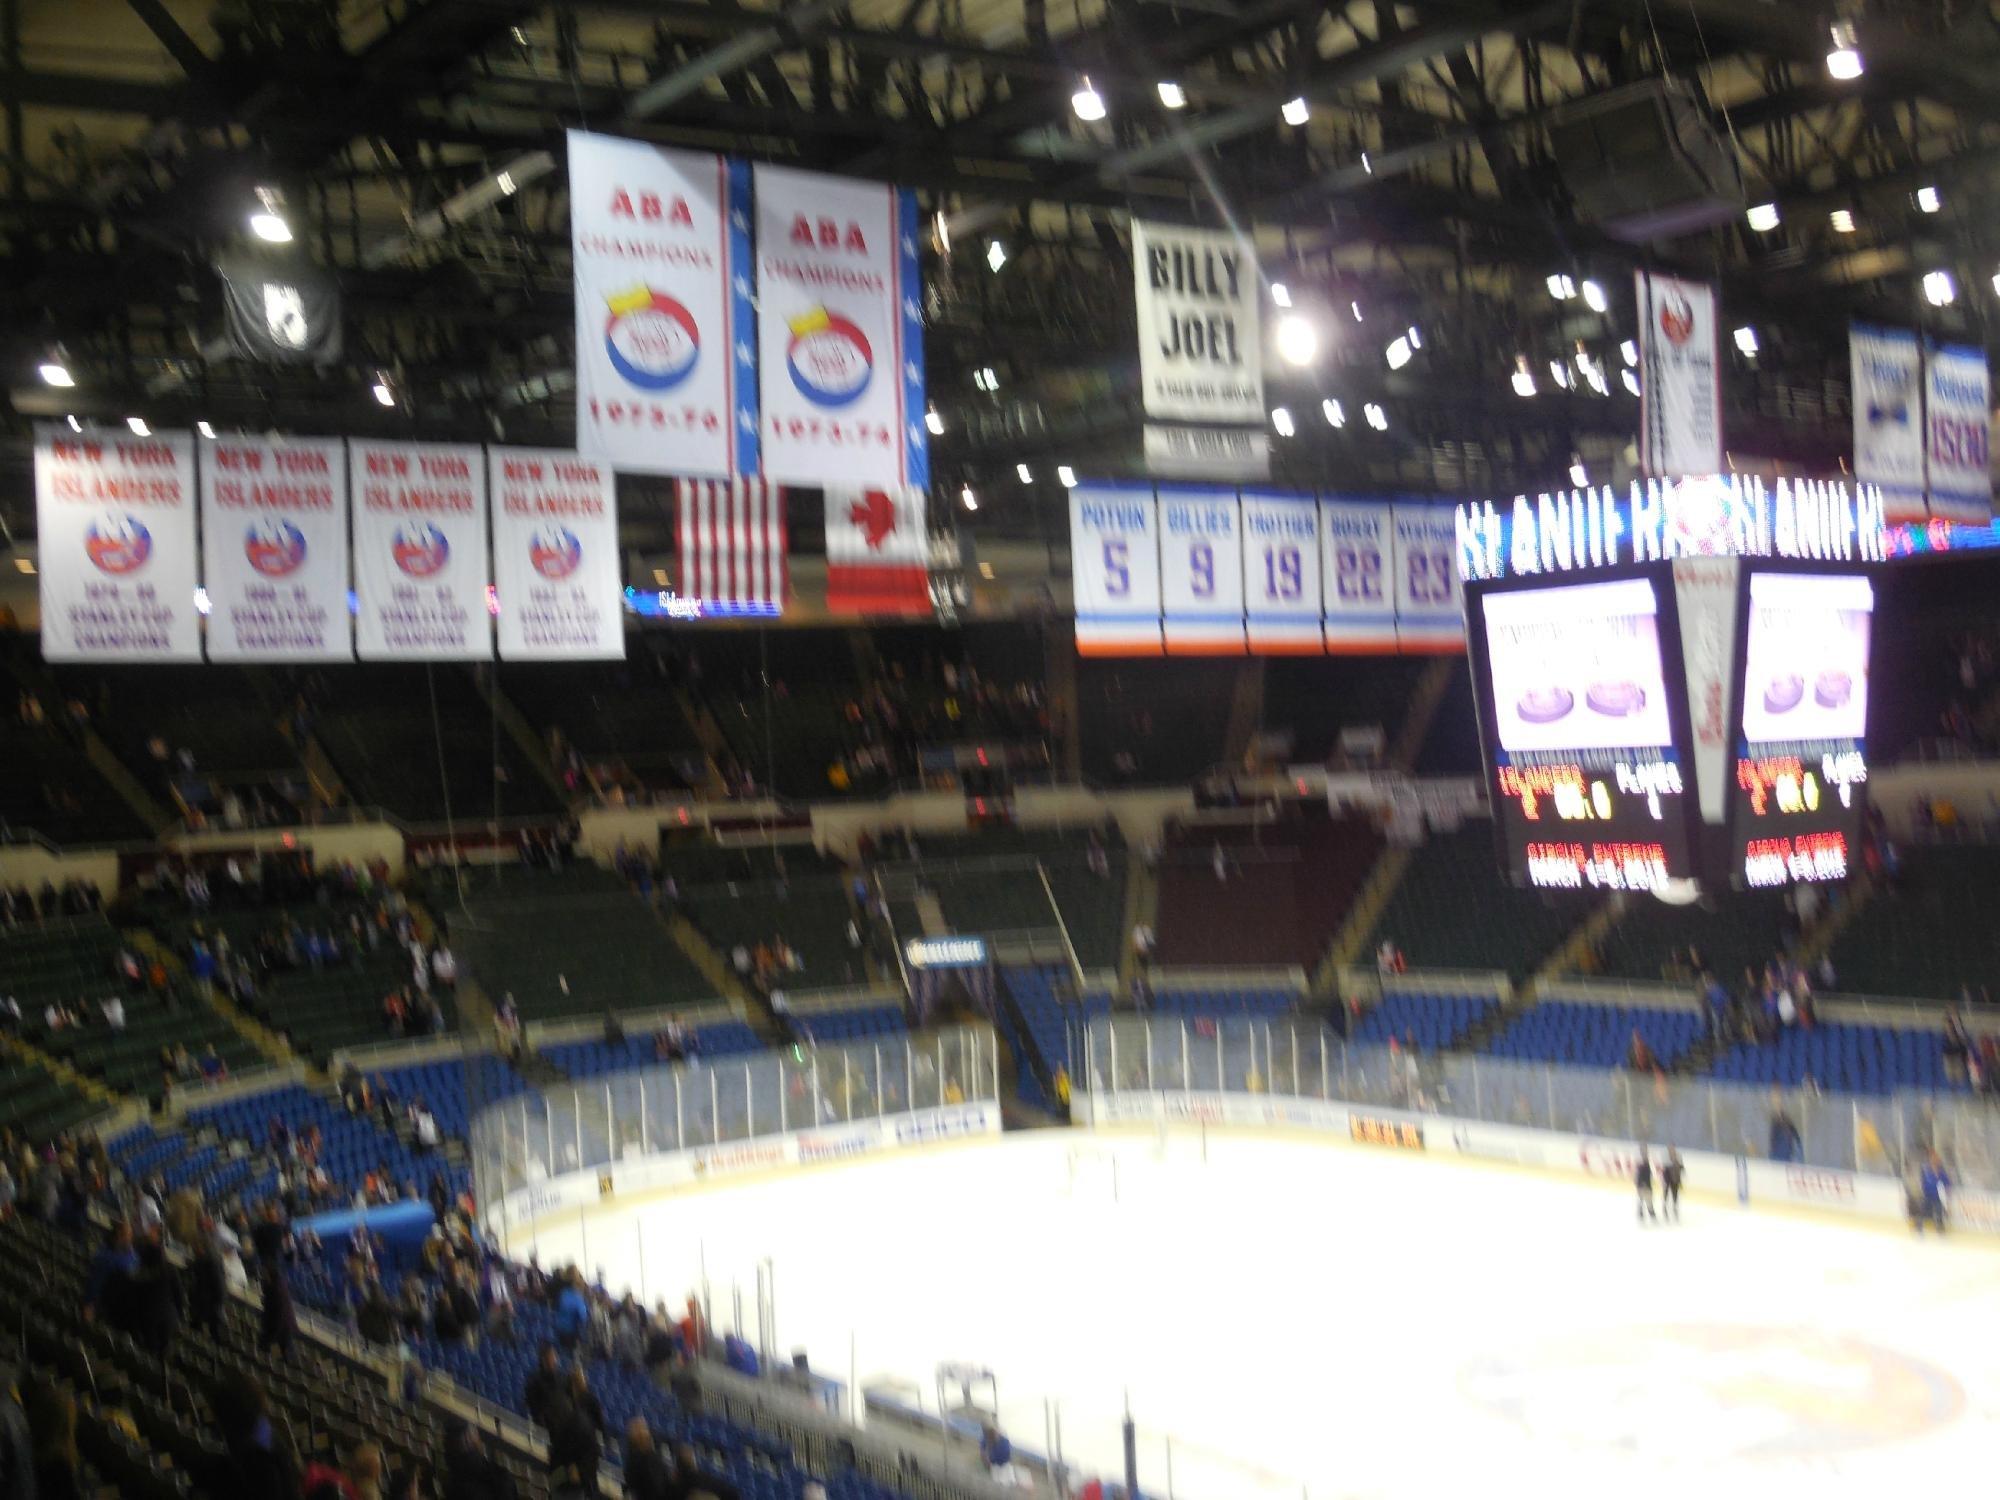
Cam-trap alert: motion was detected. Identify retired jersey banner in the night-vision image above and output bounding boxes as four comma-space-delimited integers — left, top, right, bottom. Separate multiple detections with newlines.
676, 478, 786, 614
568, 131, 754, 478
1132, 219, 1262, 425
351, 440, 491, 660
1636, 270, 1721, 479
1319, 498, 1395, 653
1240, 492, 1320, 653
1851, 324, 1923, 523
1069, 484, 1162, 656
1924, 340, 1992, 525
35, 425, 201, 661
1158, 487, 1244, 654
825, 486, 929, 615
493, 448, 623, 660
1391, 504, 1464, 651
753, 166, 926, 491
200, 436, 350, 661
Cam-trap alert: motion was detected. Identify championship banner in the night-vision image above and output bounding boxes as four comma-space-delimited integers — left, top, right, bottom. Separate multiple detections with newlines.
1670, 556, 1741, 824
492, 448, 623, 660
35, 425, 201, 661
1391, 504, 1464, 652
568, 131, 755, 478
1158, 486, 1244, 654
1069, 484, 1162, 656
1131, 218, 1262, 424
753, 164, 926, 490
825, 486, 930, 615
1636, 270, 1721, 478
350, 439, 492, 660
1850, 324, 1923, 523
1241, 491, 1321, 653
200, 436, 350, 661
1924, 340, 1992, 524
1319, 498, 1396, 653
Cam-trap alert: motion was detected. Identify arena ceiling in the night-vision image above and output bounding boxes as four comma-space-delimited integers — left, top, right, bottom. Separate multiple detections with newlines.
0, 0, 1997, 552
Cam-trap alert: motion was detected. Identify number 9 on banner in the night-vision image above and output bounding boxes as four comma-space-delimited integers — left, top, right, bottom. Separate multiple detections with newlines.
1158, 488, 1244, 654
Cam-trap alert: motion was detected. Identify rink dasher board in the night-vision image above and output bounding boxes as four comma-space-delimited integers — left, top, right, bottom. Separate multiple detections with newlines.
1083, 1091, 1925, 1228
488, 1100, 1000, 1235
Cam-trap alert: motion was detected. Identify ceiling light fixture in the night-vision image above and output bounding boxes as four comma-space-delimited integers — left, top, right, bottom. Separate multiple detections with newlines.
1916, 185, 1942, 214
1363, 402, 1387, 431
1071, 76, 1107, 122
1546, 273, 1576, 301
1322, 398, 1345, 428
1826, 19, 1863, 80
1733, 325, 1759, 356
1746, 202, 1780, 232
1157, 80, 1186, 110
1057, 465, 1077, 488
1621, 369, 1642, 397
960, 483, 979, 512
1581, 278, 1608, 313
1511, 357, 1537, 398
1016, 463, 1033, 483
126, 416, 150, 436
1270, 282, 1292, 308
1385, 335, 1412, 370
1620, 340, 1639, 367
925, 404, 945, 436
1923, 269, 1956, 307
372, 372, 396, 406
1830, 207, 1856, 234
1275, 314, 1319, 368
197, 421, 216, 439
65, 414, 81, 432
38, 360, 73, 388
986, 240, 1006, 273
1271, 406, 1295, 437
1282, 97, 1310, 126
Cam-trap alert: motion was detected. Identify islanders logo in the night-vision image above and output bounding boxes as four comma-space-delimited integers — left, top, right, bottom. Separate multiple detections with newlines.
528, 526, 582, 581
1658, 290, 1696, 347
392, 522, 450, 578
604, 286, 699, 391
244, 519, 308, 578
786, 306, 873, 408
1664, 475, 1739, 557
84, 512, 151, 574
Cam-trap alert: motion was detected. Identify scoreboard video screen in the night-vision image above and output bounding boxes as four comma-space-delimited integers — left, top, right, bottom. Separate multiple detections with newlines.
1727, 569, 1873, 887
1466, 569, 1700, 892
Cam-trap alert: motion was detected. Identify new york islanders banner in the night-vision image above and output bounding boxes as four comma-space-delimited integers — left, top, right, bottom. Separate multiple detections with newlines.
568, 131, 756, 478
201, 435, 351, 660
753, 165, 927, 491
351, 439, 492, 659
492, 448, 624, 659
35, 424, 201, 661
825, 486, 930, 615
676, 478, 785, 615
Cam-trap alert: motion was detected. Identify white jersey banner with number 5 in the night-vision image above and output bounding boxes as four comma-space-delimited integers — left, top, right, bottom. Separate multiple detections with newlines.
351, 439, 492, 660
1157, 486, 1244, 654
1391, 503, 1465, 651
1319, 498, 1395, 653
1069, 485, 1162, 656
1241, 491, 1322, 653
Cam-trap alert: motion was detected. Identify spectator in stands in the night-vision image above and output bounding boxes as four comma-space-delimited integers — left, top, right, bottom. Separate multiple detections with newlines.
1943, 1010, 1972, 1085
125, 1236, 182, 1355
1626, 1030, 1656, 1073
22, 1371, 82, 1500
543, 1383, 602, 1490
259, 1258, 298, 1355
83, 1219, 136, 1320
205, 1370, 303, 1499
623, 1418, 673, 1500
523, 1343, 565, 1427
198, 1043, 228, 1082
442, 1419, 515, 1500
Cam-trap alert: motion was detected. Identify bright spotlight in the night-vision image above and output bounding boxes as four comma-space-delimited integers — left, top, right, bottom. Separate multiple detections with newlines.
925, 405, 945, 436
1546, 274, 1576, 301
1275, 313, 1319, 367
1923, 270, 1956, 307
1916, 185, 1942, 214
1385, 336, 1412, 370
1281, 96, 1310, 126
1830, 208, 1856, 234
1270, 282, 1292, 308
1569, 456, 1588, 487
1511, 358, 1537, 398
1621, 369, 1641, 397
196, 421, 216, 439
1620, 340, 1639, 367
1322, 398, 1345, 428
1057, 465, 1077, 488
38, 361, 73, 388
1733, 325, 1759, 356
1581, 279, 1608, 313
1827, 20, 1863, 79
1270, 406, 1295, 437
1157, 80, 1187, 110
1016, 463, 1033, 483
249, 210, 292, 243
1363, 402, 1387, 431
1071, 77, 1107, 122
126, 416, 150, 436
986, 240, 1006, 273
960, 484, 979, 512
1746, 203, 1780, 232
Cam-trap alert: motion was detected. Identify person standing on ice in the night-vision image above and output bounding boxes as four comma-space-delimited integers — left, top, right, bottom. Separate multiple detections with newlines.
1661, 1148, 1684, 1222
1634, 1151, 1657, 1223
1917, 1150, 1952, 1234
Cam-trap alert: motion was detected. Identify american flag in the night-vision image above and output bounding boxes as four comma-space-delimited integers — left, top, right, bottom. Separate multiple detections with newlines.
674, 478, 787, 610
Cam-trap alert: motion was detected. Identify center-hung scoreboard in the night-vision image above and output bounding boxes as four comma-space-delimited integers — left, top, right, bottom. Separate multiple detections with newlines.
1068, 481, 1464, 656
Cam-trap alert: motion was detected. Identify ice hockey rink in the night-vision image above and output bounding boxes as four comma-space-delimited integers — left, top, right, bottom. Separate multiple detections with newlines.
513, 1128, 2000, 1500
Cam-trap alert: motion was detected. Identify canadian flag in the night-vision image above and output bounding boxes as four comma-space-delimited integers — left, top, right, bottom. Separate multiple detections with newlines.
824, 485, 931, 615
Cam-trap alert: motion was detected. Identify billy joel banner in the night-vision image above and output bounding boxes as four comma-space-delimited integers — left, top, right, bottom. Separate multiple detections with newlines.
1636, 270, 1721, 478
35, 424, 201, 661
1924, 339, 1992, 525
200, 436, 351, 661
1132, 219, 1262, 425
568, 130, 756, 478
350, 439, 491, 660
753, 164, 927, 491
1850, 323, 1923, 523
492, 448, 623, 660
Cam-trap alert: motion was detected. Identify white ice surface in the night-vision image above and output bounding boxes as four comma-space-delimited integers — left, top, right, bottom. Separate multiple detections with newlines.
514, 1128, 2000, 1500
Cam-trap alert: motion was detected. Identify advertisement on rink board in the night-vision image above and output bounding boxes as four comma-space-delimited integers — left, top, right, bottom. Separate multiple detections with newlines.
753, 164, 927, 491
200, 435, 351, 661
350, 439, 492, 660
492, 1100, 999, 1231
35, 424, 202, 661
566, 131, 755, 478
490, 447, 624, 660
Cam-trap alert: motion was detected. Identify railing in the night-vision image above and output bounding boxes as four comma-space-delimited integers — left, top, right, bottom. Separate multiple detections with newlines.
1079, 1014, 2000, 1190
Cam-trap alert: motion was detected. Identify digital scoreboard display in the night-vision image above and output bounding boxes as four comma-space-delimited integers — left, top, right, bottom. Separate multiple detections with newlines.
1727, 570, 1873, 887
1468, 571, 1699, 892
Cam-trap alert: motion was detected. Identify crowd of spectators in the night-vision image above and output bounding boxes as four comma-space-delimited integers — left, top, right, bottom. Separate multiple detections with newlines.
0, 877, 102, 924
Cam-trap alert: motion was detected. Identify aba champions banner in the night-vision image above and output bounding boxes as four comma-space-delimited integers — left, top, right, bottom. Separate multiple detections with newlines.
350, 439, 491, 660
568, 131, 755, 478
36, 424, 201, 661
201, 436, 350, 660
492, 448, 623, 659
753, 164, 927, 491
1636, 271, 1721, 478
